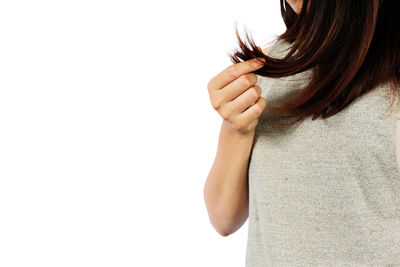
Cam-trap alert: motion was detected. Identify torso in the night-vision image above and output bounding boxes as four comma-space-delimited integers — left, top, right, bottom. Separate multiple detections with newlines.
247, 39, 400, 266
260, 42, 400, 171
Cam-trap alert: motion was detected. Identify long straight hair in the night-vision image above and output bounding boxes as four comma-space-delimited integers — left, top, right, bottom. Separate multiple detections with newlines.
229, 0, 400, 126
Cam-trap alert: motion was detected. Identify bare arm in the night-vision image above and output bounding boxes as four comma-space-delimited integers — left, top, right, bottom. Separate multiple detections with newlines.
203, 45, 272, 237
203, 120, 256, 236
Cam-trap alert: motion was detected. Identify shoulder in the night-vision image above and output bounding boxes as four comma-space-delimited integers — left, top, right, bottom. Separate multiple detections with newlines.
262, 45, 273, 56
258, 41, 279, 57
260, 39, 287, 56
261, 39, 294, 58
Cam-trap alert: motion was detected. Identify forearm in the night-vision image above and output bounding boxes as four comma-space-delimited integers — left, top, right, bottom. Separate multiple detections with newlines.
204, 119, 256, 236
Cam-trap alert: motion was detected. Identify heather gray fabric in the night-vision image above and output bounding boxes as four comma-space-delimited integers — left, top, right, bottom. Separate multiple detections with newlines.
246, 39, 400, 266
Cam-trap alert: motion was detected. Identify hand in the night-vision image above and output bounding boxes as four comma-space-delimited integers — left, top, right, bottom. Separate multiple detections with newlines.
207, 57, 267, 135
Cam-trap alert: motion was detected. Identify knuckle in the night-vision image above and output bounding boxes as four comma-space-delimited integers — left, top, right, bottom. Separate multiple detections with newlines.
255, 85, 262, 96
207, 79, 212, 90
207, 83, 213, 93
239, 75, 252, 87
207, 86, 214, 98
211, 97, 221, 110
219, 108, 230, 120
260, 96, 267, 107
248, 73, 258, 84
207, 77, 218, 92
252, 104, 263, 116
226, 66, 239, 79
250, 58, 263, 68
249, 88, 259, 99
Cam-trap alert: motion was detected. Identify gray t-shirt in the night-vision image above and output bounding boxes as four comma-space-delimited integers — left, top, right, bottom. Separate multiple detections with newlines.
246, 39, 400, 266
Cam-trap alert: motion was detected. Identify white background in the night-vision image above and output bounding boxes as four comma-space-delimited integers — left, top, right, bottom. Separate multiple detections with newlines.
0, 1, 285, 266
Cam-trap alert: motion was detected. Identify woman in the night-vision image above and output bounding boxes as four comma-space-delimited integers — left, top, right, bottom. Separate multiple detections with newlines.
204, 0, 400, 265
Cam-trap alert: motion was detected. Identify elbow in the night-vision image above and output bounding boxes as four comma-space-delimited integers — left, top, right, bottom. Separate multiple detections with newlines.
211, 212, 247, 237
219, 231, 232, 237
211, 218, 235, 237
203, 183, 238, 237
215, 226, 232, 237
205, 207, 235, 237
205, 205, 235, 237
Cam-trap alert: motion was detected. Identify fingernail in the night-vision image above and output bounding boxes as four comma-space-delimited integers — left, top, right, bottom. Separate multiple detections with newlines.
256, 58, 266, 65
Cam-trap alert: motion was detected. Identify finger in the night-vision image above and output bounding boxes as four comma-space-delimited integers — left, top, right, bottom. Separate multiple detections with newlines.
207, 57, 266, 91
224, 85, 262, 116
236, 96, 267, 125
219, 73, 258, 102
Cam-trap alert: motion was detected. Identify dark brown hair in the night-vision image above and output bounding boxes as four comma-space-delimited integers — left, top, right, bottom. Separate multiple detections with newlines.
228, 0, 400, 126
